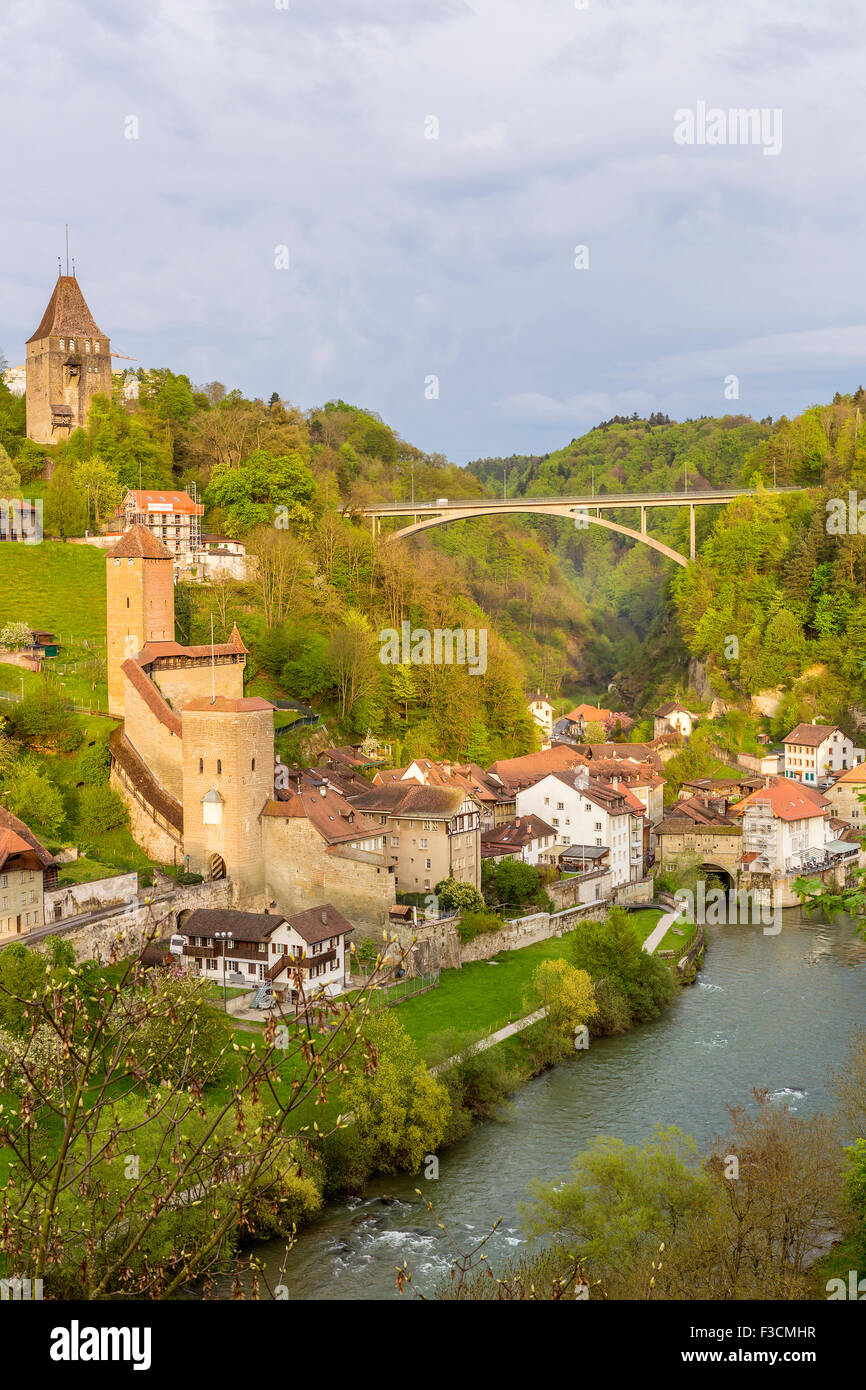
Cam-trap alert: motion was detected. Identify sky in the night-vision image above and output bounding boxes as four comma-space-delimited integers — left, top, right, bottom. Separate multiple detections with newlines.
1, 0, 864, 465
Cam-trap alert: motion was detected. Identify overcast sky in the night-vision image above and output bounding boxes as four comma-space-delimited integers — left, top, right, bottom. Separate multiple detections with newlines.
2, 0, 864, 464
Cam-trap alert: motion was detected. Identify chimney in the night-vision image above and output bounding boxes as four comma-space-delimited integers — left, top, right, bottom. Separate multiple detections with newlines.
321, 909, 328, 925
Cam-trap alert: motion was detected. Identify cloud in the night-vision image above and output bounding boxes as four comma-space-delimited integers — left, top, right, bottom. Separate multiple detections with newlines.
2, 0, 865, 463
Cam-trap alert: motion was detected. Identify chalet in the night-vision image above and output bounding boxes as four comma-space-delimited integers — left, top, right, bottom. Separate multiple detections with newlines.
177, 904, 353, 1002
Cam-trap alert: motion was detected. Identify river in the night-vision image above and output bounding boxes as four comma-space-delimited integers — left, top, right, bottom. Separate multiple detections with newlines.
238, 908, 866, 1300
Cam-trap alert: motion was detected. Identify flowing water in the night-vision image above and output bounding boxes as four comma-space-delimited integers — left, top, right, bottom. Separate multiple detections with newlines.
237, 909, 866, 1299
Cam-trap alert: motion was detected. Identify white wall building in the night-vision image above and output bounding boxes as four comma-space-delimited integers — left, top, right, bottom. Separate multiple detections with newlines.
734, 779, 833, 875
178, 903, 353, 1003
782, 723, 865, 785
515, 770, 643, 886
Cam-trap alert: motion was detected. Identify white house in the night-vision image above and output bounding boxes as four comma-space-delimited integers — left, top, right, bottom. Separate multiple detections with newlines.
732, 778, 833, 876
782, 723, 865, 785
515, 770, 644, 886
178, 904, 353, 1004
526, 693, 554, 739
653, 702, 699, 738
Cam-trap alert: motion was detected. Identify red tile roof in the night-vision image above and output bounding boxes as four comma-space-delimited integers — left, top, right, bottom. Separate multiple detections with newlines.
782, 723, 841, 747
120, 659, 182, 736
731, 777, 828, 822
121, 490, 203, 515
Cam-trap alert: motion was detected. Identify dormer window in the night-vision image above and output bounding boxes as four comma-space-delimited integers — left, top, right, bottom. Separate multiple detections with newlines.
94, 342, 100, 352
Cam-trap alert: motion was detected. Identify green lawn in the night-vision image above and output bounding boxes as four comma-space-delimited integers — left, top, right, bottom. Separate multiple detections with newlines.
0, 541, 106, 650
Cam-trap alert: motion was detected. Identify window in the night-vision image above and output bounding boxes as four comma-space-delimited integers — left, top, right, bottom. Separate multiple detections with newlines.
556, 801, 564, 811
419, 838, 427, 849
126, 597, 130, 608
199, 758, 204, 773
426, 858, 431, 870
217, 759, 222, 774
251, 757, 256, 771
543, 796, 549, 806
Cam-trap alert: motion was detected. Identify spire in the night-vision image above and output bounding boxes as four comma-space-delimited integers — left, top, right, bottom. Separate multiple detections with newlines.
27, 273, 106, 344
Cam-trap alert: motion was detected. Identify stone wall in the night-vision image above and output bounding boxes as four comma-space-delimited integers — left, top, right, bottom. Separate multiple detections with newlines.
111, 765, 183, 864
262, 816, 395, 934
612, 875, 655, 905
36, 877, 235, 964
403, 898, 612, 975
45, 872, 138, 924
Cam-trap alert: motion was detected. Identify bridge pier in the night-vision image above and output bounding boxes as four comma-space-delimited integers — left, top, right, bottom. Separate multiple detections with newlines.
689, 504, 695, 560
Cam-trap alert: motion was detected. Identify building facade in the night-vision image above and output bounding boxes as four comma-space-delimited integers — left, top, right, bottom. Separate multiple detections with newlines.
782, 723, 865, 784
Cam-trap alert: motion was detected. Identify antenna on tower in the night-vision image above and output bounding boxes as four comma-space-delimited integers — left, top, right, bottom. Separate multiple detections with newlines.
65, 224, 69, 276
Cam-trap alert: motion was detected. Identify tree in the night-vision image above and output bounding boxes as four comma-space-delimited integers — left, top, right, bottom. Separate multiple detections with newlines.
0, 761, 65, 837
337, 1011, 450, 1178
44, 461, 87, 538
326, 610, 379, 720
0, 621, 33, 650
0, 442, 21, 497
532, 958, 597, 1038
76, 784, 127, 837
72, 454, 122, 528
487, 858, 541, 909
247, 527, 310, 631
570, 909, 675, 1023
0, 924, 407, 1298
434, 877, 485, 915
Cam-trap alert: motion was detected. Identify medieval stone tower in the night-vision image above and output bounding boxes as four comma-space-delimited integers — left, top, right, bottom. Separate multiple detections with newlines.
181, 700, 275, 904
25, 273, 112, 444
106, 527, 176, 718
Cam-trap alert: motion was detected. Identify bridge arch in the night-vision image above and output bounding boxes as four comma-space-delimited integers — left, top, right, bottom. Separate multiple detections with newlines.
382, 503, 689, 567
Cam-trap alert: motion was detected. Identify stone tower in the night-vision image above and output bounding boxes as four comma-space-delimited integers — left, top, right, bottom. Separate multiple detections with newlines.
106, 525, 175, 718
181, 699, 275, 905
25, 274, 112, 444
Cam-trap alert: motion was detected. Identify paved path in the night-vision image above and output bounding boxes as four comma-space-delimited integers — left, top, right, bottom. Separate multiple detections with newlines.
641, 908, 681, 955
429, 1008, 548, 1075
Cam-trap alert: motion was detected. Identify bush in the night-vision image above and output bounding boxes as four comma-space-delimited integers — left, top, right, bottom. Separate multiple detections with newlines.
2, 761, 65, 837
570, 908, 676, 1027
76, 737, 111, 786
457, 909, 503, 943
76, 783, 127, 837
590, 976, 632, 1036
434, 877, 485, 915
6, 687, 82, 752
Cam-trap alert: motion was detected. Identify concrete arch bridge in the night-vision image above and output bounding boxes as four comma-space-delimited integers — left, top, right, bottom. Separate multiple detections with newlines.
354, 486, 806, 566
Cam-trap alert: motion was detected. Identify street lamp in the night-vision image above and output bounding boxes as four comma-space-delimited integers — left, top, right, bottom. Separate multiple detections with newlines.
214, 931, 234, 1011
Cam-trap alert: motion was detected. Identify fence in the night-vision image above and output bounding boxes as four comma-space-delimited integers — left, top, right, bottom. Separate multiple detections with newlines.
368, 969, 440, 1007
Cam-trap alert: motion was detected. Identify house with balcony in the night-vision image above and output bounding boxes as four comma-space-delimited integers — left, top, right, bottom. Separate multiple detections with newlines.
350, 781, 482, 894
177, 903, 353, 1003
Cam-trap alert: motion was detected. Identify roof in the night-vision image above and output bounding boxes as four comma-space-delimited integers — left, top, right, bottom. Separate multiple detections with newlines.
566, 704, 635, 730
27, 275, 107, 344
486, 745, 589, 790
121, 490, 203, 516
782, 723, 840, 747
657, 797, 738, 831
183, 696, 273, 713
120, 660, 182, 736
180, 909, 288, 942
480, 815, 556, 850
351, 782, 467, 817
731, 777, 828, 823
559, 843, 610, 861
829, 764, 866, 785
654, 701, 695, 718
263, 783, 384, 845
0, 804, 56, 869
108, 524, 173, 560
544, 770, 636, 816
137, 624, 248, 662
286, 903, 353, 944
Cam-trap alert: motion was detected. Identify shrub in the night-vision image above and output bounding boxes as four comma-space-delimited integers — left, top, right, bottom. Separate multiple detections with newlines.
434, 877, 484, 915
1, 761, 65, 837
76, 783, 127, 837
457, 909, 503, 943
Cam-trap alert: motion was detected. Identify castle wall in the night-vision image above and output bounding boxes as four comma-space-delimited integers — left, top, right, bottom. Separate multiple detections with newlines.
153, 657, 244, 710
181, 706, 274, 905
111, 766, 182, 864
106, 553, 175, 717
262, 817, 395, 935
122, 678, 184, 801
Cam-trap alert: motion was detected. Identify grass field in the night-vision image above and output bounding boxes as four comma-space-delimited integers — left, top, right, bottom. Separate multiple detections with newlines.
0, 541, 106, 650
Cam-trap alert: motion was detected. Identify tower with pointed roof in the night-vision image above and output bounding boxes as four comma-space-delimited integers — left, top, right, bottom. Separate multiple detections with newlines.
25, 272, 112, 445
106, 525, 176, 718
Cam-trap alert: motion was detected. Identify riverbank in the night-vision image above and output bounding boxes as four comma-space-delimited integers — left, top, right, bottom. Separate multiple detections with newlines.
227, 906, 866, 1299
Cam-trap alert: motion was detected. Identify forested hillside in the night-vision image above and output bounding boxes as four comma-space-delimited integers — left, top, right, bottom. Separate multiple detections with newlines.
3, 359, 866, 753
